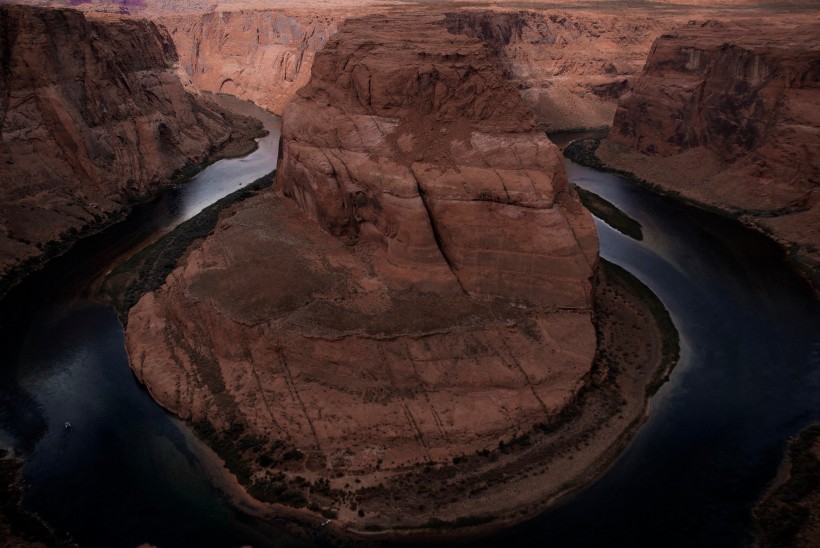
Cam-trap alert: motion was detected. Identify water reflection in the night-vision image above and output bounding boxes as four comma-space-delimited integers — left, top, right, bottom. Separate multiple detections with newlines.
471, 161, 820, 548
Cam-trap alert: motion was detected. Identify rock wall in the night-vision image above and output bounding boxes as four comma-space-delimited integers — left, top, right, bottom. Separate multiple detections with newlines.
159, 8, 678, 130
157, 10, 340, 114
279, 12, 598, 307
599, 19, 819, 283
0, 5, 262, 292
125, 13, 599, 523
443, 10, 677, 131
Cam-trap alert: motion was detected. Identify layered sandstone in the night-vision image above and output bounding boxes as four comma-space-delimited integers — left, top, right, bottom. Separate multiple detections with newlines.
278, 13, 598, 307
598, 19, 820, 283
126, 13, 598, 528
157, 10, 342, 114
0, 5, 263, 293
158, 7, 678, 130
443, 9, 679, 131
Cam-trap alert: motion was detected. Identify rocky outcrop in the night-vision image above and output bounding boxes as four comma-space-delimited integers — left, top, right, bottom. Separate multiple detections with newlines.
598, 19, 819, 284
279, 13, 598, 307
0, 5, 263, 294
126, 12, 598, 528
160, 7, 677, 130
157, 10, 340, 114
443, 10, 678, 131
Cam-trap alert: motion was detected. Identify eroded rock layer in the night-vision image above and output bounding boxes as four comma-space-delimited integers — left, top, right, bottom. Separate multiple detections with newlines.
158, 10, 341, 115
443, 10, 677, 131
126, 13, 598, 522
160, 7, 679, 130
279, 13, 598, 307
599, 20, 819, 283
0, 5, 262, 291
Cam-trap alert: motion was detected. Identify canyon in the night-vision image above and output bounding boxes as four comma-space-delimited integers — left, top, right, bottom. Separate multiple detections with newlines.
0, 4, 263, 297
594, 19, 820, 285
0, 0, 817, 544
140, 5, 686, 132
124, 12, 612, 530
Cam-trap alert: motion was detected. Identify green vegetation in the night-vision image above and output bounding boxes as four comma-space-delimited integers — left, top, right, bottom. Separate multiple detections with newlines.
563, 138, 607, 171
756, 423, 820, 547
574, 185, 643, 241
104, 170, 276, 322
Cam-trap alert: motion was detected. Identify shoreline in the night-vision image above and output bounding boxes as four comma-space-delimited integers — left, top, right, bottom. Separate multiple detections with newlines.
141, 257, 679, 542
0, 108, 266, 304
563, 137, 819, 293
102, 170, 278, 323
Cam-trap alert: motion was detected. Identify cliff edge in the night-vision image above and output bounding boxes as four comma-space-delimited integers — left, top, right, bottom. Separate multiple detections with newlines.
596, 20, 819, 285
125, 13, 601, 530
0, 5, 263, 295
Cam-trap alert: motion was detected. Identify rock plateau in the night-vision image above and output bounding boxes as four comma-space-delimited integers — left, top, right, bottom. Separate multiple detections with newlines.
126, 12, 600, 529
0, 4, 262, 295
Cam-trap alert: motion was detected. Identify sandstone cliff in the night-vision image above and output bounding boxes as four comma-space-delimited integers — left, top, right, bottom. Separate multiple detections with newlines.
0, 5, 263, 294
279, 13, 599, 307
126, 12, 599, 528
157, 10, 341, 114
159, 7, 677, 130
443, 10, 678, 131
598, 20, 819, 284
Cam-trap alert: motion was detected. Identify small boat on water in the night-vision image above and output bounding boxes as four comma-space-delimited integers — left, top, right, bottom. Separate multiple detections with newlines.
64, 420, 71, 429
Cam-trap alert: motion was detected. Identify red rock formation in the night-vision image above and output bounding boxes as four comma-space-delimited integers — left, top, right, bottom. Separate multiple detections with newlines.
157, 10, 341, 114
443, 10, 679, 131
152, 6, 681, 130
599, 19, 819, 283
0, 5, 262, 293
126, 12, 598, 527
279, 13, 598, 306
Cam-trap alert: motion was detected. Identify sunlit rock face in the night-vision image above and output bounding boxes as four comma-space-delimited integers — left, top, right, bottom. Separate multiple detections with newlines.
442, 9, 677, 131
158, 10, 341, 114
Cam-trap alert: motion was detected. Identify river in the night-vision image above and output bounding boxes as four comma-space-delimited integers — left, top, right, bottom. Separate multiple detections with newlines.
0, 116, 817, 547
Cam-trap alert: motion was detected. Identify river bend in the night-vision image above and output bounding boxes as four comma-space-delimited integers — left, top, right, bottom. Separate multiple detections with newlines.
0, 116, 817, 547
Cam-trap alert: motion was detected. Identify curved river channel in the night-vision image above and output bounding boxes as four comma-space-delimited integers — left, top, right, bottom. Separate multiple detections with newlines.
0, 108, 818, 547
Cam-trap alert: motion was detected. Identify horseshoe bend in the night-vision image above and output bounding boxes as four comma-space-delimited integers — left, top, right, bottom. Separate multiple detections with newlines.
123, 13, 677, 534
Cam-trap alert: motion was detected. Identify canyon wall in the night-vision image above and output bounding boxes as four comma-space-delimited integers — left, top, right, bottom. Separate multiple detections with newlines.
443, 10, 677, 131
126, 12, 598, 526
598, 20, 819, 283
157, 10, 340, 114
158, 8, 677, 129
0, 5, 262, 293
